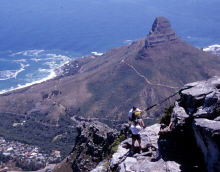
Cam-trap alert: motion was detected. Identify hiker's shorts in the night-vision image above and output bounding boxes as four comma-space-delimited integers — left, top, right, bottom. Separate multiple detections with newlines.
132, 134, 141, 141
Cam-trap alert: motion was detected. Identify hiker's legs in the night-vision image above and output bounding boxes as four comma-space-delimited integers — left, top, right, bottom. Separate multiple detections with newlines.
131, 137, 135, 151
138, 138, 142, 151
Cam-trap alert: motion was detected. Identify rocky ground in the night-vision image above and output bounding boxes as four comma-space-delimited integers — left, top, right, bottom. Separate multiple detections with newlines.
108, 124, 182, 172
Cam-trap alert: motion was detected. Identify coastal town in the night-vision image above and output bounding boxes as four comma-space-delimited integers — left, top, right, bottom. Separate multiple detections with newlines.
0, 137, 61, 171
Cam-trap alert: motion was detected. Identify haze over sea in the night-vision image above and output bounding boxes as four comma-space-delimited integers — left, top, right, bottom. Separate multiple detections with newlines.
0, 0, 220, 93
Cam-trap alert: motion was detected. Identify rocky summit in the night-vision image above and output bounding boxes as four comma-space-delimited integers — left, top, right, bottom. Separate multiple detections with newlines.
145, 16, 178, 48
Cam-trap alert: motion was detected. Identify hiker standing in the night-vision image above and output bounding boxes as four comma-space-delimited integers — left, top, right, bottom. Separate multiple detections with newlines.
130, 118, 144, 154
128, 106, 145, 154
128, 106, 143, 122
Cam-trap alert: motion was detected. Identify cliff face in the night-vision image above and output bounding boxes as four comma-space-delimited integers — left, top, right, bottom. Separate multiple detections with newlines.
53, 120, 119, 172
145, 16, 178, 48
175, 77, 220, 172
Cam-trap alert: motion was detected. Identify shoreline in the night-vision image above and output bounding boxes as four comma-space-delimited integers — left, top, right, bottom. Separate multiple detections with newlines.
0, 50, 104, 95
0, 60, 70, 95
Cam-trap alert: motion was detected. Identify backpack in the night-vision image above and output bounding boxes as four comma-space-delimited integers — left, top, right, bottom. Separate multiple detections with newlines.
131, 110, 141, 122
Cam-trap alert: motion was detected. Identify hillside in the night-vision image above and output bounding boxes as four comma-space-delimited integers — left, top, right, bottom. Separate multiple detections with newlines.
1, 17, 220, 122
0, 16, 220, 157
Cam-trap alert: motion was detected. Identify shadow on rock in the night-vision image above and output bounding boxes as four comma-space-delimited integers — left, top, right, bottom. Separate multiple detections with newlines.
156, 125, 207, 172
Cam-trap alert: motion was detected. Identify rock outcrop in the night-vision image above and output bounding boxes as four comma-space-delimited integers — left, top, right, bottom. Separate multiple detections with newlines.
109, 124, 181, 172
145, 16, 178, 48
53, 121, 119, 172
173, 77, 220, 172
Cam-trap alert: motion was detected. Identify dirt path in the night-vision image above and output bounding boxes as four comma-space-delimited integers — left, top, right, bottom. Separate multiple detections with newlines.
121, 59, 179, 90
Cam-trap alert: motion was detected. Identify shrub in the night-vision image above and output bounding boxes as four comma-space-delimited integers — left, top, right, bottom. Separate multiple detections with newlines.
159, 104, 174, 125
109, 134, 126, 154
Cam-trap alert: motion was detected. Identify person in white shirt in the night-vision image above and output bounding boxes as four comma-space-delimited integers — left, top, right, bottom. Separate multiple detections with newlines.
130, 118, 145, 154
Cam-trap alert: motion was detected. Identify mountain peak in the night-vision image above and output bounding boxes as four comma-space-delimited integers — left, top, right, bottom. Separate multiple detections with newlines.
151, 16, 172, 33
145, 16, 178, 48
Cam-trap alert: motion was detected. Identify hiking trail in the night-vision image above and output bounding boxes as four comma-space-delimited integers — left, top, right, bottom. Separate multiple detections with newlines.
120, 58, 179, 90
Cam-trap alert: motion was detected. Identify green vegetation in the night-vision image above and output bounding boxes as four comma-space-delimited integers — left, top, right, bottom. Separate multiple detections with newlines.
101, 134, 126, 172
159, 104, 174, 125
0, 113, 78, 157
109, 134, 126, 155
103, 161, 110, 170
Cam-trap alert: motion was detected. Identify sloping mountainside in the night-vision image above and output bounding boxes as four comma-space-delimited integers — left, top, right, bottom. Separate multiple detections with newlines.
0, 17, 220, 157
54, 77, 220, 172
1, 17, 220, 124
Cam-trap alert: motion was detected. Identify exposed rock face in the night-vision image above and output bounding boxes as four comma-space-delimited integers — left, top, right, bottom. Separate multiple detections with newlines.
109, 124, 181, 172
169, 76, 220, 172
145, 16, 178, 48
193, 119, 220, 172
53, 121, 119, 172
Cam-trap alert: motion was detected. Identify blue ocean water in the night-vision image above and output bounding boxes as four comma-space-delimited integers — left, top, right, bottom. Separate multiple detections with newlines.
0, 0, 220, 93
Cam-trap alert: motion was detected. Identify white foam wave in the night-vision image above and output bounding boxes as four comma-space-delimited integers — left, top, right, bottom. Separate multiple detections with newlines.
91, 52, 103, 56
0, 51, 72, 95
13, 59, 27, 63
43, 54, 70, 70
30, 58, 42, 62
203, 44, 220, 53
11, 50, 45, 57
38, 68, 48, 72
46, 54, 71, 62
0, 63, 28, 81
203, 44, 220, 56
30, 53, 70, 62
0, 70, 56, 95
